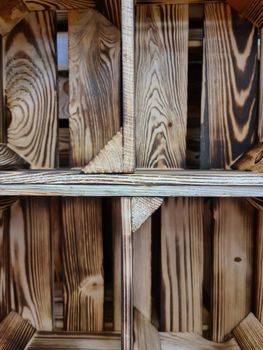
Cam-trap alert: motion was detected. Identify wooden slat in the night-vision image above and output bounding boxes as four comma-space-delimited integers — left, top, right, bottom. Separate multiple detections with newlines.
23, 0, 96, 10
61, 197, 104, 332
232, 143, 263, 172
9, 198, 52, 330
137, 0, 227, 3
68, 8, 120, 169
201, 3, 258, 169
211, 198, 254, 342
0, 144, 29, 170
4, 11, 57, 168
132, 197, 163, 232
227, 0, 262, 28
259, 29, 263, 141
134, 308, 161, 350
0, 0, 28, 36
0, 311, 36, 350
160, 198, 203, 333
233, 313, 263, 350
59, 128, 70, 167
136, 4, 189, 169
256, 211, 263, 322
96, 0, 121, 28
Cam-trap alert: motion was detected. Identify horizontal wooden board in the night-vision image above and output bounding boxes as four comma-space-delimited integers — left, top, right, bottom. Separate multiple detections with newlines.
23, 0, 96, 10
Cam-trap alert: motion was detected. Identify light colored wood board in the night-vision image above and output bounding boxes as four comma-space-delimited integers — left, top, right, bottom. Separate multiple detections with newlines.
9, 198, 53, 330
4, 11, 57, 168
132, 197, 163, 232
160, 332, 240, 349
201, 3, 258, 169
58, 76, 69, 119
59, 128, 70, 167
0, 144, 29, 170
211, 198, 254, 342
256, 211, 263, 322
259, 29, 263, 141
23, 0, 96, 10
27, 332, 121, 349
0, 311, 36, 350
96, 0, 121, 28
227, 0, 262, 28
82, 130, 123, 173
68, 8, 120, 168
121, 198, 133, 350
133, 218, 152, 320
0, 0, 28, 36
134, 308, 161, 350
233, 313, 263, 350
61, 197, 104, 331
122, 0, 135, 172
232, 143, 263, 172
0, 209, 10, 321
160, 198, 203, 333
136, 5, 189, 169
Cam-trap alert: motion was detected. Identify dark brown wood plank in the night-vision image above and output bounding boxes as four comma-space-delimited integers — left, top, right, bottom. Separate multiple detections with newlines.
0, 0, 28, 36
9, 198, 53, 330
4, 11, 57, 168
256, 211, 263, 323
160, 198, 203, 333
23, 0, 95, 10
233, 313, 263, 350
136, 4, 189, 168
96, 0, 121, 28
259, 29, 263, 140
0, 144, 29, 170
211, 198, 254, 342
201, 3, 258, 169
227, 0, 262, 28
134, 308, 160, 350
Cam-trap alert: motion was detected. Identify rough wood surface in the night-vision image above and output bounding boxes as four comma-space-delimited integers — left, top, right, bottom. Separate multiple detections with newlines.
9, 198, 53, 330
160, 198, 203, 333
259, 29, 263, 141
58, 76, 69, 120
201, 3, 258, 169
0, 0, 28, 36
136, 4, 189, 168
69, 8, 120, 168
4, 11, 57, 168
160, 332, 240, 349
0, 311, 36, 350
0, 144, 29, 170
23, 0, 95, 10
256, 211, 263, 322
61, 197, 103, 331
134, 308, 161, 350
211, 198, 254, 342
227, 0, 262, 27
233, 313, 263, 350
96, 0, 121, 28
232, 143, 263, 172
132, 197, 163, 232
59, 128, 70, 167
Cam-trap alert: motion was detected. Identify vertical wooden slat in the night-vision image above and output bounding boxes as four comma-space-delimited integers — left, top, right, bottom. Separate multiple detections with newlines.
4, 11, 57, 168
259, 29, 263, 141
9, 198, 53, 331
136, 4, 189, 169
160, 198, 203, 333
201, 3, 258, 169
211, 198, 254, 342
256, 211, 263, 323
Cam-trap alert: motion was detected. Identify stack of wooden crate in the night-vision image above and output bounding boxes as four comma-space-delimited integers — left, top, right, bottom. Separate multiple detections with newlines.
0, 0, 262, 349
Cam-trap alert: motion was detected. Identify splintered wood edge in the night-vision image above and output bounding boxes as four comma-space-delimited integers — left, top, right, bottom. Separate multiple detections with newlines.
131, 197, 163, 232
0, 144, 30, 169
233, 313, 263, 350
0, 0, 29, 36
82, 130, 123, 174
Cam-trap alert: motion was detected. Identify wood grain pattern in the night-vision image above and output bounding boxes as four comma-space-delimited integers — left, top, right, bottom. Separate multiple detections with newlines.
227, 0, 262, 28
233, 313, 263, 350
96, 0, 121, 28
160, 198, 203, 333
9, 198, 53, 330
211, 198, 254, 342
0, 311, 36, 350
68, 8, 120, 168
23, 0, 95, 10
0, 144, 29, 170
58, 76, 69, 120
201, 3, 258, 169
256, 211, 263, 323
132, 197, 163, 232
134, 308, 161, 350
232, 143, 263, 172
4, 11, 57, 168
136, 4, 189, 168
259, 29, 263, 141
0, 0, 28, 36
59, 128, 70, 167
137, 0, 227, 3
61, 197, 104, 332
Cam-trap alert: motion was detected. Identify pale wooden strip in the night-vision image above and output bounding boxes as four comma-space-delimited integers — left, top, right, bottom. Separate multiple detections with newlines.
256, 212, 263, 322
134, 308, 161, 350
0, 0, 28, 36
212, 198, 254, 342
233, 313, 263, 350
228, 0, 262, 28
9, 198, 53, 330
160, 198, 203, 333
0, 311, 36, 350
132, 197, 163, 232
0, 144, 29, 170
24, 0, 95, 10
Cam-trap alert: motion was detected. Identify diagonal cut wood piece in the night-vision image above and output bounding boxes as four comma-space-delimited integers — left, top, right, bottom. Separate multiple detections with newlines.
227, 0, 262, 28
160, 332, 241, 349
132, 197, 163, 232
134, 308, 161, 350
231, 143, 263, 172
96, 0, 120, 28
0, 311, 36, 349
82, 130, 123, 174
233, 313, 263, 350
0, 0, 28, 36
0, 144, 29, 170
0, 197, 17, 212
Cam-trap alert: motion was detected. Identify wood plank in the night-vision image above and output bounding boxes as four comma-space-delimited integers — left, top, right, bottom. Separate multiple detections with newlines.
4, 11, 57, 168
134, 308, 161, 350
132, 197, 163, 232
61, 197, 103, 331
136, 4, 189, 169
96, 0, 121, 28
227, 0, 262, 28
232, 143, 263, 172
68, 8, 120, 168
0, 0, 28, 36
160, 198, 203, 333
59, 128, 70, 167
211, 198, 254, 342
233, 313, 263, 350
58, 76, 69, 120
201, 3, 258, 169
23, 0, 95, 10
259, 29, 263, 141
256, 211, 263, 323
9, 198, 53, 330
0, 144, 29, 170
0, 311, 36, 350
137, 0, 226, 3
